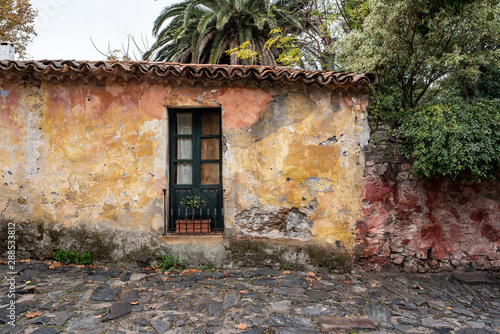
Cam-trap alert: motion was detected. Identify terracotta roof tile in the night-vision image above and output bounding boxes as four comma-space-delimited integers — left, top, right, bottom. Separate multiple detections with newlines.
0, 60, 377, 87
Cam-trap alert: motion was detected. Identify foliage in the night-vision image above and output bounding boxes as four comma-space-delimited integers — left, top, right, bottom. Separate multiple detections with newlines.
225, 41, 258, 62
144, 0, 306, 65
180, 196, 206, 209
473, 66, 500, 100
340, 0, 369, 31
0, 0, 37, 58
363, 85, 406, 131
400, 100, 500, 181
181, 195, 206, 219
156, 253, 187, 272
264, 0, 368, 70
335, 0, 500, 182
339, 0, 500, 110
263, 28, 301, 66
54, 249, 92, 265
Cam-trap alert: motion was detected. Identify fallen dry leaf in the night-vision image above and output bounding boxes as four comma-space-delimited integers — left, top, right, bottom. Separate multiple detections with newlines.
162, 277, 169, 281
25, 311, 42, 319
27, 285, 36, 291
370, 283, 377, 288
97, 315, 102, 319
205, 286, 211, 289
446, 306, 453, 310
131, 302, 139, 305
344, 280, 352, 285
236, 323, 247, 330
238, 290, 246, 294
307, 272, 316, 277
182, 269, 202, 275
305, 277, 315, 284
282, 270, 291, 275
413, 285, 424, 290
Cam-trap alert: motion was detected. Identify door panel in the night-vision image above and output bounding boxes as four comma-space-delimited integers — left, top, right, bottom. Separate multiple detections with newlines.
169, 108, 223, 233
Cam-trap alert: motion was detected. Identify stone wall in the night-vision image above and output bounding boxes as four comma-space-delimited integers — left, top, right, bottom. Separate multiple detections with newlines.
358, 134, 500, 272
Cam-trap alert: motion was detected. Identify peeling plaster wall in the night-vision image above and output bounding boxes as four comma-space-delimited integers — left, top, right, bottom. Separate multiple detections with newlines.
0, 77, 369, 260
359, 137, 500, 272
0, 80, 168, 233
221, 86, 370, 250
1, 79, 170, 259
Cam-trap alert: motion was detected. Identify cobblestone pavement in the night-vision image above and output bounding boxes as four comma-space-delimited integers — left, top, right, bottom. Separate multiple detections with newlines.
1, 261, 499, 334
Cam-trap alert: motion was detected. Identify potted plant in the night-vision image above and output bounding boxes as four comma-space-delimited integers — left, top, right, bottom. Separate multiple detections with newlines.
178, 195, 210, 234
180, 195, 206, 220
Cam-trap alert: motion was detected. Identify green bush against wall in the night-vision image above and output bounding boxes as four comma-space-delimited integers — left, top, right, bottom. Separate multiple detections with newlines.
400, 99, 500, 181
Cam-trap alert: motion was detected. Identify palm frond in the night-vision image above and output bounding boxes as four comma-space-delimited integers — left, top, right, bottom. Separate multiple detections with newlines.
146, 0, 305, 65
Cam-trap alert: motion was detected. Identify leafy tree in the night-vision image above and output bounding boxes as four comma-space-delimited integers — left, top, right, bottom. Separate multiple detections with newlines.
335, 0, 500, 181
144, 0, 305, 65
339, 0, 500, 112
0, 0, 37, 58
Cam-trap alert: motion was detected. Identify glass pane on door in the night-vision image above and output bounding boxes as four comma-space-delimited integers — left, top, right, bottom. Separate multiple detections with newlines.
175, 162, 192, 185
201, 110, 220, 135
177, 113, 193, 134
177, 138, 192, 159
201, 162, 220, 185
201, 138, 219, 160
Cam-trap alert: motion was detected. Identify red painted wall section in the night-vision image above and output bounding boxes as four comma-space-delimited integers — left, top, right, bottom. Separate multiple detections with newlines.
359, 141, 500, 272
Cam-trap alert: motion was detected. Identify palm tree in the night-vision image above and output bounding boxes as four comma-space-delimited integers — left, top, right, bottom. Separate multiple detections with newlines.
144, 0, 305, 65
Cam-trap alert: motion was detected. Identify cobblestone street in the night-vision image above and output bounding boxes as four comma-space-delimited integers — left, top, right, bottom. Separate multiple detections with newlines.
1, 262, 499, 334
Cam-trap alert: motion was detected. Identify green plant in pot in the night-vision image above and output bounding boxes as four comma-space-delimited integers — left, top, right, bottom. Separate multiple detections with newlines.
180, 195, 206, 220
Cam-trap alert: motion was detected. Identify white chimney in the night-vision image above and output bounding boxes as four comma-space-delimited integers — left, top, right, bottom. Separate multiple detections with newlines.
0, 41, 15, 60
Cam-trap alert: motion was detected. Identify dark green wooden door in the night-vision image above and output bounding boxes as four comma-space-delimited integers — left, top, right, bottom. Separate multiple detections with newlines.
168, 108, 223, 233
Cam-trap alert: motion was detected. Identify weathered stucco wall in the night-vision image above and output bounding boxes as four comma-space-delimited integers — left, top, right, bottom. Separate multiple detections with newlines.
0, 80, 168, 233
223, 87, 370, 252
358, 136, 500, 272
0, 75, 369, 263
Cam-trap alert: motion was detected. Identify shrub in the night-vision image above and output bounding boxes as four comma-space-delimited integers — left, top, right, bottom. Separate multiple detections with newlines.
400, 100, 500, 181
54, 249, 92, 265
156, 253, 186, 272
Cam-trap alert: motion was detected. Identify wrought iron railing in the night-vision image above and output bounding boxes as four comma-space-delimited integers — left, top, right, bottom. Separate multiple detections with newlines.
163, 188, 224, 235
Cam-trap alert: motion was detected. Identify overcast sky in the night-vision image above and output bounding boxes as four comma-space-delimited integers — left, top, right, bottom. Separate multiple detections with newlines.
26, 0, 176, 61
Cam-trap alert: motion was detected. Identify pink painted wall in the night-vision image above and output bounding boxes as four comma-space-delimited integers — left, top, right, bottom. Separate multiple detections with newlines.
358, 141, 500, 272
